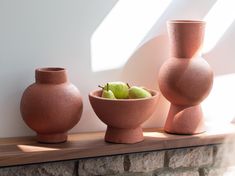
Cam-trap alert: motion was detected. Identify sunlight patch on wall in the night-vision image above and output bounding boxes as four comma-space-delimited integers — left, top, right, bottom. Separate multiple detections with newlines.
202, 74, 235, 125
203, 0, 235, 53
91, 0, 171, 72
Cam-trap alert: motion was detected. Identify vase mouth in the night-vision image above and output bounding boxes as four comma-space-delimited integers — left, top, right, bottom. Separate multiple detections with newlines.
168, 20, 205, 24
35, 67, 68, 84
167, 20, 205, 58
36, 67, 66, 73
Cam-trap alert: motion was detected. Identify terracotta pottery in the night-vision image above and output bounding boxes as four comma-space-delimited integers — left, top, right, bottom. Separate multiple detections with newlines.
20, 67, 83, 143
89, 89, 159, 144
158, 20, 213, 134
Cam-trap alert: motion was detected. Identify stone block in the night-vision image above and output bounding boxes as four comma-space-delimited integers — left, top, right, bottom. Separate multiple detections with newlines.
113, 172, 154, 176
78, 155, 124, 176
167, 146, 213, 169
158, 170, 199, 176
0, 161, 75, 176
128, 151, 165, 172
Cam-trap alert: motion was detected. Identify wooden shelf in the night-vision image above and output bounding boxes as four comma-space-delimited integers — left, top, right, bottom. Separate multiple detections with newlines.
1, 124, 235, 167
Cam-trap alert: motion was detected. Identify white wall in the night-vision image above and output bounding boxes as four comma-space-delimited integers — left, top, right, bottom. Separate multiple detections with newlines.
1, 0, 235, 137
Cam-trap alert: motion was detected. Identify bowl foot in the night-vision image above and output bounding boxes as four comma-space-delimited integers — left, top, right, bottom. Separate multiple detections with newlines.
164, 104, 206, 134
37, 132, 67, 143
105, 126, 144, 144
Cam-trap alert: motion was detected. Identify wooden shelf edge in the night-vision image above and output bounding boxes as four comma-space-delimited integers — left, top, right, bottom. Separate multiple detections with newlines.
0, 124, 235, 167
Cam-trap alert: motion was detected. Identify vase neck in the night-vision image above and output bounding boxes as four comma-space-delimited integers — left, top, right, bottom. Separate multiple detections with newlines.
35, 67, 68, 84
167, 20, 205, 58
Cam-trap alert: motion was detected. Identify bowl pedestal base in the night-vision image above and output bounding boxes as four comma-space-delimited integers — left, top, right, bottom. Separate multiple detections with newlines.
105, 126, 144, 144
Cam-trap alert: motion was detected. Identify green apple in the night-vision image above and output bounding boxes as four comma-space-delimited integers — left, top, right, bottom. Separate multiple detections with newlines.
129, 86, 152, 99
104, 81, 129, 99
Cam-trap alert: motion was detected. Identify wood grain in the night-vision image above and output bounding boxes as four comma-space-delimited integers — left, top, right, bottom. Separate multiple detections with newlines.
0, 124, 235, 167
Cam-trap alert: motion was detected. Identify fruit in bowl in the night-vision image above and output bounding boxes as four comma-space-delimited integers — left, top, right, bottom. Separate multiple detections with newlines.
99, 82, 153, 99
89, 82, 159, 144
104, 82, 129, 99
99, 84, 116, 99
129, 86, 152, 99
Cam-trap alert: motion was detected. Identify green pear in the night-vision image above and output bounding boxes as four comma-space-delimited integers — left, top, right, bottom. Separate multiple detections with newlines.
99, 84, 116, 99
129, 86, 152, 99
104, 81, 129, 99
102, 89, 116, 99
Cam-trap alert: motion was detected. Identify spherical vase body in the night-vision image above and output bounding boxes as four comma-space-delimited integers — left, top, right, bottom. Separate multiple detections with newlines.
20, 68, 83, 143
158, 20, 213, 134
89, 89, 159, 144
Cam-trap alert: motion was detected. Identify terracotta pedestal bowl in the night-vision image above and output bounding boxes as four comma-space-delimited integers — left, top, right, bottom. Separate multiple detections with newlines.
89, 89, 159, 144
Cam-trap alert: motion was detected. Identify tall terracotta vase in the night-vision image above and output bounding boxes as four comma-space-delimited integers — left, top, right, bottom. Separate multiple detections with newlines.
158, 20, 213, 134
20, 67, 83, 143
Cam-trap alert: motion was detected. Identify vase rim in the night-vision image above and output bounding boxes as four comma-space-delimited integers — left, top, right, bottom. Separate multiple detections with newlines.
35, 67, 68, 84
168, 20, 205, 24
36, 67, 66, 73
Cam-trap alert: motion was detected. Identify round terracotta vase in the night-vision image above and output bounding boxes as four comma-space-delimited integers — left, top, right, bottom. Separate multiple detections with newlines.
20, 67, 83, 143
89, 89, 159, 144
158, 20, 213, 134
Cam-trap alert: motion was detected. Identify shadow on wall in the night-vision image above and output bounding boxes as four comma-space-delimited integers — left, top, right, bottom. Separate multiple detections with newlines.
85, 0, 235, 132
121, 35, 170, 128
2, 0, 234, 137
201, 19, 235, 124
88, 1, 174, 129
88, 0, 223, 129
144, 0, 217, 42
90, 0, 218, 129
0, 0, 120, 137
117, 0, 217, 128
121, 35, 169, 89
204, 20, 235, 76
